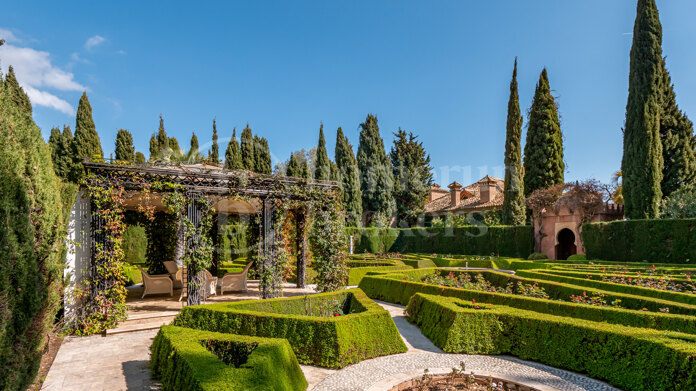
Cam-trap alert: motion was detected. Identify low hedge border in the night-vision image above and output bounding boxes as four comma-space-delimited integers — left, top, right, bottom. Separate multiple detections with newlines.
150, 325, 307, 391
172, 288, 406, 368
517, 269, 696, 306
347, 266, 413, 285
406, 293, 696, 391
400, 259, 437, 269
357, 271, 696, 334
542, 268, 692, 283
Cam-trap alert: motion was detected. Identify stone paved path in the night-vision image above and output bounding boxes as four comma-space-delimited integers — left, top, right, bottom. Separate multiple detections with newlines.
310, 301, 619, 391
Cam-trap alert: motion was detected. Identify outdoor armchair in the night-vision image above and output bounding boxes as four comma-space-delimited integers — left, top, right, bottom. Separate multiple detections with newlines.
219, 262, 253, 294
137, 265, 173, 298
162, 261, 183, 289
203, 269, 218, 299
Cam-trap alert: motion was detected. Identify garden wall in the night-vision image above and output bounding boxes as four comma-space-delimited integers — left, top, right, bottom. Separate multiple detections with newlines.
582, 218, 696, 263
346, 226, 533, 258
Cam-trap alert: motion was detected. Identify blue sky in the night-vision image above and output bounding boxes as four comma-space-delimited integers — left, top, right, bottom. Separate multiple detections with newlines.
2, 1, 696, 185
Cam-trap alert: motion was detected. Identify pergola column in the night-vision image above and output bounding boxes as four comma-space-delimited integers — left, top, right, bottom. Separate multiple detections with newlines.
295, 208, 307, 288
185, 191, 205, 306
260, 198, 276, 299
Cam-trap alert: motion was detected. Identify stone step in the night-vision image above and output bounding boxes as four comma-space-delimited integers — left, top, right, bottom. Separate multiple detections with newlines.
106, 317, 173, 336
127, 311, 179, 321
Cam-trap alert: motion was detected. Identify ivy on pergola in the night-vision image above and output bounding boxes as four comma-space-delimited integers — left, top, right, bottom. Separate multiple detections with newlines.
82, 160, 340, 316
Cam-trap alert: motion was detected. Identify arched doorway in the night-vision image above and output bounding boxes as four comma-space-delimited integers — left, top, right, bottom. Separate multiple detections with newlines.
555, 228, 577, 260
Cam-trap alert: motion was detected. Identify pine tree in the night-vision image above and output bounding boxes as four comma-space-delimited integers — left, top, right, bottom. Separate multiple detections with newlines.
315, 123, 331, 180
622, 0, 664, 219
523, 69, 564, 196
149, 134, 158, 161
210, 119, 220, 164
286, 153, 302, 177
224, 127, 243, 170
115, 129, 135, 161
335, 127, 363, 226
254, 136, 272, 174
134, 151, 146, 164
70, 92, 102, 181
48, 126, 74, 179
660, 59, 696, 197
4, 66, 31, 115
502, 58, 526, 225
357, 114, 396, 226
240, 124, 255, 171
390, 128, 433, 226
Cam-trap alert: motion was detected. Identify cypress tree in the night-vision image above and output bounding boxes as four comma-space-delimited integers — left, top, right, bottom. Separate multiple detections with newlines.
390, 128, 433, 226
523, 69, 564, 196
315, 123, 331, 180
4, 66, 32, 115
335, 127, 363, 226
240, 124, 255, 171
156, 115, 169, 154
502, 58, 526, 225
48, 126, 73, 179
622, 0, 664, 219
115, 129, 135, 161
301, 158, 310, 179
224, 127, 243, 170
149, 134, 158, 161
169, 137, 181, 155
70, 92, 102, 181
357, 114, 396, 226
660, 60, 696, 197
134, 151, 146, 164
330, 161, 339, 181
286, 153, 302, 177
254, 136, 272, 174
210, 119, 220, 164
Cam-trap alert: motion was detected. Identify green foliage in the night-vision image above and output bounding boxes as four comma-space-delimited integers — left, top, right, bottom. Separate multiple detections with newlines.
123, 224, 147, 265
149, 134, 158, 161
240, 125, 256, 171
310, 208, 349, 292
145, 212, 179, 274
217, 219, 250, 261
523, 69, 564, 196
661, 185, 696, 218
347, 266, 413, 285
335, 127, 363, 226
622, 0, 664, 219
358, 270, 696, 334
285, 153, 302, 177
390, 128, 433, 226
47, 125, 74, 179
173, 289, 407, 368
114, 129, 135, 161
70, 92, 102, 182
224, 127, 243, 170
502, 58, 526, 225
254, 136, 272, 174
210, 119, 220, 164
406, 293, 696, 391
157, 115, 169, 156
583, 218, 696, 263
567, 254, 587, 261
135, 151, 146, 163
151, 326, 308, 391
346, 227, 534, 258
527, 252, 548, 260
314, 123, 331, 180
357, 114, 395, 225
0, 68, 68, 390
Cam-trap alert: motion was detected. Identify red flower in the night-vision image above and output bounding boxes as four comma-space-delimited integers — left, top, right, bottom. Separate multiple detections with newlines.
333, 313, 339, 317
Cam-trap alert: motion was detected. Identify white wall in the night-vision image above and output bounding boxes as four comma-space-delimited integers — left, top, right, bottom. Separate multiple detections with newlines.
63, 190, 91, 327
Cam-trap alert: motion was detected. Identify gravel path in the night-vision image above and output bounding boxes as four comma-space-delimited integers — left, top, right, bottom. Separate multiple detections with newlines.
310, 301, 619, 391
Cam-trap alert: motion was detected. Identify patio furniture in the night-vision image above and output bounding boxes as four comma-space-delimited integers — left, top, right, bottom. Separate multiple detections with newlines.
163, 261, 183, 288
203, 269, 218, 299
137, 265, 173, 298
219, 262, 253, 294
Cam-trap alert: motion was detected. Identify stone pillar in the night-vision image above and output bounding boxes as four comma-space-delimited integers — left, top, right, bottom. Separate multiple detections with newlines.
64, 190, 91, 328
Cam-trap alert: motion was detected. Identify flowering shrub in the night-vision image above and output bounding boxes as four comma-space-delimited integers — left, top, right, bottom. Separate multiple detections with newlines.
420, 272, 549, 299
600, 265, 696, 294
569, 291, 622, 308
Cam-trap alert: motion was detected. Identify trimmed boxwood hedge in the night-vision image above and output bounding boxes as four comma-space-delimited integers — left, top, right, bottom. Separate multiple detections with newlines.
346, 226, 533, 258
542, 268, 693, 283
406, 293, 696, 391
583, 218, 696, 263
357, 271, 696, 334
151, 325, 307, 391
347, 265, 413, 285
517, 269, 696, 306
173, 289, 406, 368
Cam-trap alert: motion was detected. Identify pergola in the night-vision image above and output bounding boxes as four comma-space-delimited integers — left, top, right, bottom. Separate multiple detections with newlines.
83, 160, 338, 305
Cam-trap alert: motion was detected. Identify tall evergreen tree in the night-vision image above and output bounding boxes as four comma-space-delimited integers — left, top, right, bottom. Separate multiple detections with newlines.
186, 132, 204, 163
502, 58, 526, 225
4, 66, 31, 115
210, 119, 220, 164
357, 114, 396, 226
659, 59, 696, 197
301, 158, 310, 179
314, 123, 331, 180
115, 129, 135, 161
622, 0, 664, 219
330, 161, 339, 181
390, 128, 433, 226
335, 127, 363, 226
254, 136, 272, 174
224, 127, 243, 170
240, 124, 255, 171
134, 151, 146, 164
48, 125, 73, 179
286, 153, 302, 177
149, 134, 158, 161
70, 92, 102, 181
169, 137, 181, 155
523, 69, 564, 196
157, 115, 169, 154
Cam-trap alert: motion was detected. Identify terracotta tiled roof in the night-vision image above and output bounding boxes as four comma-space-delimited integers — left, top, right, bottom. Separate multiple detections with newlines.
425, 175, 504, 214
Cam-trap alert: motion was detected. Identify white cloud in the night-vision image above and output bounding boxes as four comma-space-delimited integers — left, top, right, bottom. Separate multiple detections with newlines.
0, 28, 19, 43
70, 52, 90, 64
84, 35, 105, 50
0, 42, 86, 114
